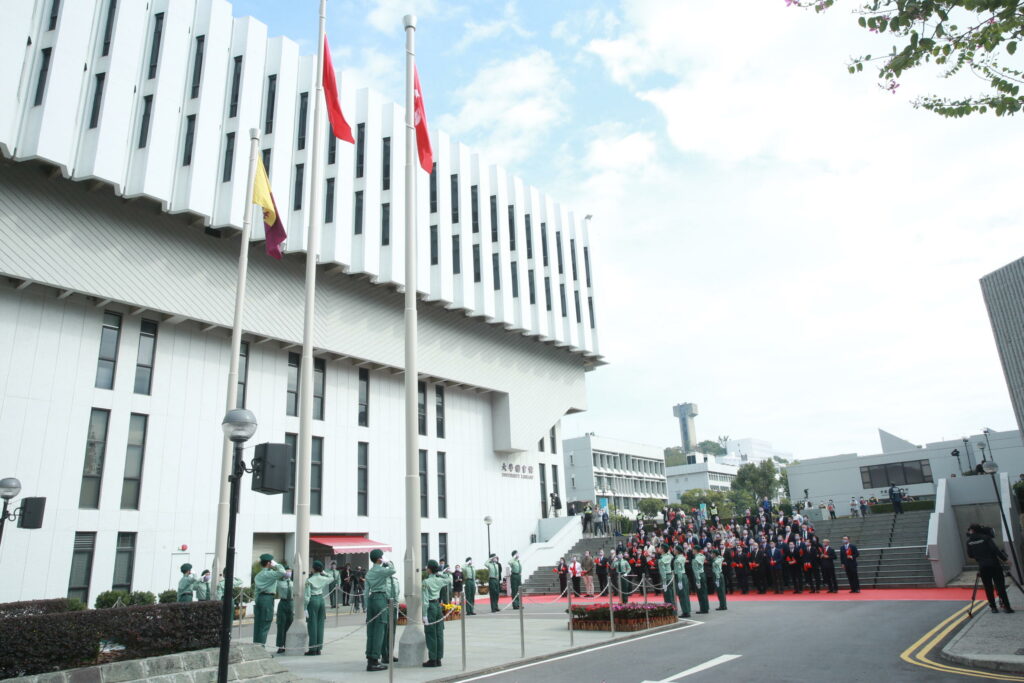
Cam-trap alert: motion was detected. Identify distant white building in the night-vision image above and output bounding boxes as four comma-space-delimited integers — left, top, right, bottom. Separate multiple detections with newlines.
562, 435, 667, 514
719, 438, 791, 467
666, 455, 738, 501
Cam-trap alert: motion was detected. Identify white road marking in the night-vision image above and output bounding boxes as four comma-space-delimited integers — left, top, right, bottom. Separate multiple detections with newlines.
455, 620, 705, 681
641, 654, 743, 682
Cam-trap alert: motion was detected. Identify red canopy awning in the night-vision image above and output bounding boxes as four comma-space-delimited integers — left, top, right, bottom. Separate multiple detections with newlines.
310, 535, 392, 554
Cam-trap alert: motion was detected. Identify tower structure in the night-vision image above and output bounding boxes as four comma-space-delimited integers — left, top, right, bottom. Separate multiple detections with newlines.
672, 403, 699, 453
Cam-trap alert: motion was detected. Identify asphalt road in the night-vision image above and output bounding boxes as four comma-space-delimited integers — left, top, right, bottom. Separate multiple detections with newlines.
455, 599, 979, 683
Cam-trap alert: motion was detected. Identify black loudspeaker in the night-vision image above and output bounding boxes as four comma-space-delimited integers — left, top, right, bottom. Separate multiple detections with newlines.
251, 443, 290, 495
17, 497, 45, 529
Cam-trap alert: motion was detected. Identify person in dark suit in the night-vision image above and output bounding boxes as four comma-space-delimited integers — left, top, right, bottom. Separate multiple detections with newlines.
767, 542, 784, 593
819, 539, 838, 593
841, 535, 861, 593
784, 542, 803, 594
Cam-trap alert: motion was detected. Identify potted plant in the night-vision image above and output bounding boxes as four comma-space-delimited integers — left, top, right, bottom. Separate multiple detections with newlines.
475, 568, 490, 595
233, 585, 253, 620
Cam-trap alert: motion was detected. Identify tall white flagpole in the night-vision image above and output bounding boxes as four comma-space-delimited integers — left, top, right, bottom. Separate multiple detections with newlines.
397, 12, 426, 666
288, 0, 328, 654
212, 127, 261, 597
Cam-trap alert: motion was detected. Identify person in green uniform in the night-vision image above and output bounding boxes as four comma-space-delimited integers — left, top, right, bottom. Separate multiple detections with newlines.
195, 569, 212, 601
486, 555, 501, 613
363, 548, 394, 671
176, 563, 197, 602
275, 565, 294, 654
327, 561, 340, 609
692, 547, 710, 614
509, 551, 522, 609
613, 553, 631, 604
385, 570, 401, 664
657, 544, 675, 612
421, 559, 453, 668
253, 553, 286, 647
673, 544, 691, 618
216, 574, 243, 600
304, 560, 332, 655
463, 557, 476, 615
711, 550, 727, 611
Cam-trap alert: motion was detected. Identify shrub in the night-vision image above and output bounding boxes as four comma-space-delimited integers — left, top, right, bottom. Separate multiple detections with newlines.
0, 601, 221, 678
94, 590, 131, 609
570, 603, 674, 621
130, 590, 157, 606
0, 598, 82, 620
158, 589, 178, 604
475, 568, 489, 585
870, 500, 935, 514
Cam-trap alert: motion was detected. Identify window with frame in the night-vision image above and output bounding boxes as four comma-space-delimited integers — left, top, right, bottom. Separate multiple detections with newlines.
419, 449, 428, 517
353, 190, 364, 235
544, 277, 552, 311
328, 124, 337, 164
472, 244, 481, 283
381, 202, 390, 245
101, 0, 117, 56
264, 74, 276, 133
182, 115, 196, 166
222, 132, 235, 183
418, 381, 427, 436
48, 0, 61, 29
437, 451, 447, 518
293, 163, 304, 210
324, 177, 335, 223
450, 174, 459, 223
429, 163, 437, 213
528, 269, 536, 304
68, 532, 96, 604
859, 459, 933, 489
489, 196, 498, 242
430, 224, 438, 265
138, 95, 153, 148
283, 433, 297, 513
471, 185, 479, 233
583, 246, 592, 287
111, 531, 136, 592
382, 137, 391, 190
421, 532, 429, 568
510, 262, 519, 298
190, 36, 205, 98
33, 48, 52, 106
492, 253, 500, 290
588, 296, 596, 329
538, 438, 545, 452
507, 205, 517, 251
148, 13, 164, 79
237, 341, 249, 408
524, 214, 533, 259
120, 413, 147, 509
313, 357, 325, 421
574, 290, 582, 323
555, 231, 564, 274
570, 238, 579, 280
439, 532, 448, 564
553, 464, 560, 494
559, 284, 567, 317
540, 223, 549, 267
311, 436, 323, 515
286, 353, 299, 416
358, 367, 369, 426
95, 311, 122, 389
357, 441, 369, 515
550, 426, 558, 454
435, 385, 445, 438
355, 123, 365, 177
297, 92, 308, 149
452, 235, 461, 275
79, 408, 111, 509
88, 73, 105, 129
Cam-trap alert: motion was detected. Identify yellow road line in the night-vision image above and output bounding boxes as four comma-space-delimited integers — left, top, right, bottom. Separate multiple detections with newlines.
899, 601, 1024, 681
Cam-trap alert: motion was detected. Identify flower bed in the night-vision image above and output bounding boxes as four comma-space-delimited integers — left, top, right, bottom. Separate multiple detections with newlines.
570, 603, 676, 632
395, 602, 461, 625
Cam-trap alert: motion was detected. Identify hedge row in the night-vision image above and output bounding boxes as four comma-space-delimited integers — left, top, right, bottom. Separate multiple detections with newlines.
869, 500, 935, 514
0, 600, 221, 678
0, 597, 84, 620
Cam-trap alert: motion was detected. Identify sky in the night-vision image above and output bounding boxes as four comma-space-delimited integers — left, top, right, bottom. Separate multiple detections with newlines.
232, 0, 1024, 461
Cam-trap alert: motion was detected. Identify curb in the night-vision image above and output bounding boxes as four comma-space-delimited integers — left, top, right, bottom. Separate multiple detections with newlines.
430, 619, 695, 682
939, 611, 1024, 675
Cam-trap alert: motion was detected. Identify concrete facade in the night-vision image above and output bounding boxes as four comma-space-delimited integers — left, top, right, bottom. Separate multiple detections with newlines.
981, 256, 1024, 439
666, 459, 738, 500
720, 437, 791, 467
562, 435, 667, 514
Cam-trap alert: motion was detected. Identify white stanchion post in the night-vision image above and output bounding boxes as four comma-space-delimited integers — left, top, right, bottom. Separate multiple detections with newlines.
519, 589, 525, 658
608, 578, 615, 638
567, 588, 574, 647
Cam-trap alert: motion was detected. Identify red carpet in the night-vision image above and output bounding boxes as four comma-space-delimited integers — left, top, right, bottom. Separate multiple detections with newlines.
500, 587, 974, 605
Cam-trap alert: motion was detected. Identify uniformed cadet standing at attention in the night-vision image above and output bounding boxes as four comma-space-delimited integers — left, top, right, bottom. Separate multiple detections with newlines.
463, 557, 476, 615
421, 559, 453, 668
692, 548, 710, 614
711, 550, 727, 611
253, 554, 286, 647
304, 560, 332, 656
673, 545, 691, 618
195, 570, 212, 601
177, 563, 198, 602
657, 544, 675, 611
327, 561, 340, 609
275, 564, 294, 654
216, 573, 243, 600
363, 548, 395, 671
613, 553, 631, 604
509, 551, 522, 609
486, 555, 501, 612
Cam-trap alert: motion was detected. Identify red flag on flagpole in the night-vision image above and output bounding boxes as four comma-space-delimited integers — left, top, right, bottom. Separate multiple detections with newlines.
413, 66, 433, 173
322, 35, 354, 143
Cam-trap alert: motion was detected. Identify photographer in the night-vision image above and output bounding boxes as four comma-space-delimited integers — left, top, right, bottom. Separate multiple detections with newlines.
966, 523, 1015, 614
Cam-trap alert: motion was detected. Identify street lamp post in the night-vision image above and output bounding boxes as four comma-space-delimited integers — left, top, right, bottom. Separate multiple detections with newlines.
218, 409, 258, 683
978, 442, 988, 465
981, 460, 1024, 585
484, 516, 493, 557
0, 478, 22, 548
983, 429, 994, 457
963, 437, 975, 472
951, 449, 964, 475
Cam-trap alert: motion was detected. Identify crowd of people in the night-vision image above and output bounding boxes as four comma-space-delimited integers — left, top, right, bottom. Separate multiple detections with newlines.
553, 497, 864, 618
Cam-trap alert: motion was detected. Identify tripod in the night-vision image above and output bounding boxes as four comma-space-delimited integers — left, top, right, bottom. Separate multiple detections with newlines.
967, 566, 1024, 618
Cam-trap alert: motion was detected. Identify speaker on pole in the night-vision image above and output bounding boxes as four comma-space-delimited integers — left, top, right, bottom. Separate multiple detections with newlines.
18, 497, 46, 529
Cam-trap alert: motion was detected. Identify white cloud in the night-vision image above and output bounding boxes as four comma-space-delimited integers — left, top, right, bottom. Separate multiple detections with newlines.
454, 1, 531, 53
437, 50, 569, 165
366, 0, 439, 34
340, 46, 403, 102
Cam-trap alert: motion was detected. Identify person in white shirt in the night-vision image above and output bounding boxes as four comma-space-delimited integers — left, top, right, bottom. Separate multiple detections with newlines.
568, 556, 583, 597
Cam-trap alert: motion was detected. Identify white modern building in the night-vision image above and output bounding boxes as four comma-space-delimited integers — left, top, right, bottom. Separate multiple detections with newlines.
788, 429, 1024, 513
561, 435, 667, 514
719, 438, 791, 467
0, 0, 603, 604
666, 455, 738, 500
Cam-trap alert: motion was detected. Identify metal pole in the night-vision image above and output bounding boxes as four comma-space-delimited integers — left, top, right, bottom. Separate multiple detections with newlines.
460, 588, 467, 671
643, 576, 649, 630
397, 13, 426, 667
487, 525, 491, 557
388, 599, 395, 683
0, 500, 9, 548
608, 575, 615, 638
212, 128, 261, 594
290, 0, 327, 653
990, 472, 1024, 584
217, 443, 243, 683
519, 588, 525, 658
567, 586, 573, 647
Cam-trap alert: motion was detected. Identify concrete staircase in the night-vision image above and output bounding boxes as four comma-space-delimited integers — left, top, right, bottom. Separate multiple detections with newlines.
521, 510, 935, 593
523, 535, 620, 594
811, 509, 934, 588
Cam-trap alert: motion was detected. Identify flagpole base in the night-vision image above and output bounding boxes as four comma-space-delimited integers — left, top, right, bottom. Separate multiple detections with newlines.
397, 624, 426, 667
285, 630, 308, 655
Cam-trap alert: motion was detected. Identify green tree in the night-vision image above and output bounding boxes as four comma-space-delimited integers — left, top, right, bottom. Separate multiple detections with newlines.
663, 446, 687, 466
732, 460, 780, 505
792, 0, 1024, 117
779, 462, 798, 499
638, 497, 665, 518
678, 488, 731, 513
717, 435, 731, 451
695, 440, 726, 456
